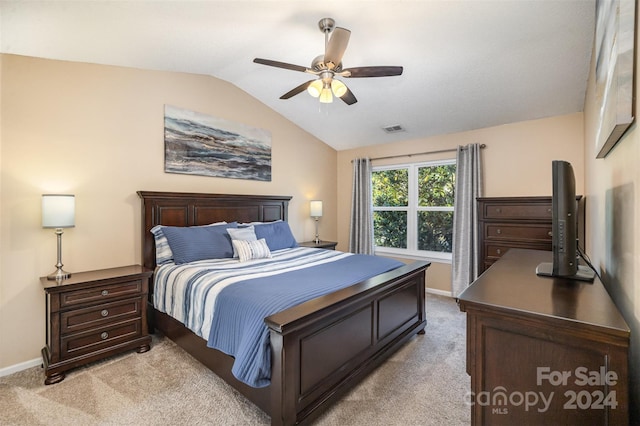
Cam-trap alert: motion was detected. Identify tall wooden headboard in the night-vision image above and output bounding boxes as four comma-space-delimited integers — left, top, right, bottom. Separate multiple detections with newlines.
137, 191, 292, 270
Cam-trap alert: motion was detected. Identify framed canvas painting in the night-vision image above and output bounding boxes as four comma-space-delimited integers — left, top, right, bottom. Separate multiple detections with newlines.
164, 105, 272, 181
594, 0, 636, 158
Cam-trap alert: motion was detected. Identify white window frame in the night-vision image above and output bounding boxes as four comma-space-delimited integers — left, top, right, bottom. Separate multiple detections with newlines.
372, 159, 455, 263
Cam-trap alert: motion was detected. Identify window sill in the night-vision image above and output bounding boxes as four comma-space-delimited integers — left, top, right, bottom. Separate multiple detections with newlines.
374, 248, 452, 264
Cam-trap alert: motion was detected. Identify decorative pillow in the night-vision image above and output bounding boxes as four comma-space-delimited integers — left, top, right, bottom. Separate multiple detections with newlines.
227, 226, 258, 257
151, 222, 227, 264
232, 238, 272, 262
254, 220, 298, 251
161, 222, 238, 264
150, 225, 175, 265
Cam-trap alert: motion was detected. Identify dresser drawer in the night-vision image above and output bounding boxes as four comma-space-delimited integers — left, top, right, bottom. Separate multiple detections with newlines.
484, 223, 552, 242
60, 297, 142, 334
61, 318, 142, 358
485, 241, 552, 261
482, 202, 552, 220
60, 279, 143, 308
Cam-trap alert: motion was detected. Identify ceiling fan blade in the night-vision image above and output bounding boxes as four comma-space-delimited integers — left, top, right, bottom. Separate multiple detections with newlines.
253, 58, 309, 73
339, 86, 358, 105
341, 66, 404, 78
280, 80, 315, 99
324, 27, 351, 69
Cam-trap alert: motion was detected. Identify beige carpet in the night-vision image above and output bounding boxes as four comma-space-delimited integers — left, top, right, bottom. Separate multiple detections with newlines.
0, 294, 470, 425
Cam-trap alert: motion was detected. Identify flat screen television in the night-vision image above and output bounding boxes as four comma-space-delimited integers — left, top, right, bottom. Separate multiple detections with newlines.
536, 160, 595, 282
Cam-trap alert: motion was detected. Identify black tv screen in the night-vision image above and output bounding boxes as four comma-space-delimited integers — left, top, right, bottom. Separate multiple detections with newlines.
536, 160, 595, 282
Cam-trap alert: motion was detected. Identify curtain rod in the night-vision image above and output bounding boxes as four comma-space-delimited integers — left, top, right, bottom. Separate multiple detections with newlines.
365, 143, 486, 162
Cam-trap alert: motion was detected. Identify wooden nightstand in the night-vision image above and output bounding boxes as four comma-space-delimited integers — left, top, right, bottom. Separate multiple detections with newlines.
298, 240, 338, 250
41, 265, 153, 385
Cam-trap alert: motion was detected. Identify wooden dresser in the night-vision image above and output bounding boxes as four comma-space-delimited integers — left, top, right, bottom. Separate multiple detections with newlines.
477, 196, 578, 273
41, 265, 153, 384
458, 249, 629, 425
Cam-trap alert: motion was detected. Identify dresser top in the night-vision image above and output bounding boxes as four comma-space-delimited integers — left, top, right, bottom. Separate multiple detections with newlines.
458, 249, 630, 337
41, 264, 152, 290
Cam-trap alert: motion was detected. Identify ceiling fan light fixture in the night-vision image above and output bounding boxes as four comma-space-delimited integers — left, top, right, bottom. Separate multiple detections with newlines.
331, 79, 347, 97
319, 87, 333, 103
307, 79, 323, 97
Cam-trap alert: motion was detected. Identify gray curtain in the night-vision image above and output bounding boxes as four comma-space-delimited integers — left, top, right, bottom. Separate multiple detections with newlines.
349, 157, 374, 255
452, 143, 483, 297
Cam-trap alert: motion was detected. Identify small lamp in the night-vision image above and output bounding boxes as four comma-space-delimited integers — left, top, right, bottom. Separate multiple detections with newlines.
310, 200, 323, 243
42, 194, 75, 280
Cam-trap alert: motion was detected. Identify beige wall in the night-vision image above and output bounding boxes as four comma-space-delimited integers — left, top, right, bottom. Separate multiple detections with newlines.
583, 12, 640, 422
0, 54, 338, 369
336, 113, 585, 292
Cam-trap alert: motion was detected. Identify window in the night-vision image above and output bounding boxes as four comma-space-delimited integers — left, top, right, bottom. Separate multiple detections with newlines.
372, 160, 456, 261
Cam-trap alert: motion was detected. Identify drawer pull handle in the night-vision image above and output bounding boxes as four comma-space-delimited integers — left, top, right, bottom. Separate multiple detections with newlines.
101, 290, 109, 296
548, 231, 552, 237
101, 332, 109, 340
496, 208, 501, 213
496, 229, 502, 234
101, 309, 109, 317
496, 249, 502, 255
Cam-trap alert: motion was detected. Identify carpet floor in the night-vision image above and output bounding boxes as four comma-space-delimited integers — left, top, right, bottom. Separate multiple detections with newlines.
0, 294, 470, 425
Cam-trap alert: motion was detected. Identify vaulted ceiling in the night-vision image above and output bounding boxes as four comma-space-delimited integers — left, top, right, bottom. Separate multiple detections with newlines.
0, 1, 595, 150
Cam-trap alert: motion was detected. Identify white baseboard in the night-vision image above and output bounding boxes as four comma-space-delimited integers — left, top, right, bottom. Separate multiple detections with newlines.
0, 357, 42, 378
426, 287, 453, 298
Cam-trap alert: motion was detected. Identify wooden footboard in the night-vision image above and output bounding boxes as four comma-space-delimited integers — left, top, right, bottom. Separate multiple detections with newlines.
267, 260, 429, 425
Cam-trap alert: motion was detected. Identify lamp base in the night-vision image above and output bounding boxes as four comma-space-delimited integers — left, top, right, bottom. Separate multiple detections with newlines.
47, 267, 72, 281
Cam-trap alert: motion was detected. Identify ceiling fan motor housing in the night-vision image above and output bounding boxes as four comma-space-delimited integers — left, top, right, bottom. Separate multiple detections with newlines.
318, 18, 335, 33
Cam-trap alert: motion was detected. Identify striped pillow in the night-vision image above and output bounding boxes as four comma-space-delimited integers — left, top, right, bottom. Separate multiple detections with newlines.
150, 225, 175, 265
232, 238, 272, 262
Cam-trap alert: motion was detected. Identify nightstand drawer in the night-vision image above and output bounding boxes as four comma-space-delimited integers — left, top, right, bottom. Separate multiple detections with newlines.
484, 223, 552, 242
61, 318, 142, 358
60, 280, 143, 308
61, 297, 143, 334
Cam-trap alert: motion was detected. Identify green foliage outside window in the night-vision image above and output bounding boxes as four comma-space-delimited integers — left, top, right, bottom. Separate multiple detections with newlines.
374, 211, 407, 248
418, 211, 454, 252
418, 165, 455, 206
372, 169, 408, 207
372, 162, 455, 254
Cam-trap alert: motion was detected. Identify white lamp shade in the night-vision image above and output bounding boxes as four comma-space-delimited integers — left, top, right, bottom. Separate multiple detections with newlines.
310, 200, 323, 217
42, 194, 75, 228
331, 79, 347, 97
319, 87, 333, 103
307, 79, 323, 98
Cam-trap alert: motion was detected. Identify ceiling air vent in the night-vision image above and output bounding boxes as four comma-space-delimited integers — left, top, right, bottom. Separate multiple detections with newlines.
382, 124, 405, 134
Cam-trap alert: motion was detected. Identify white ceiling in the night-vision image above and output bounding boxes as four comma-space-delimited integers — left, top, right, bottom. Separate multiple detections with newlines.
0, 1, 595, 151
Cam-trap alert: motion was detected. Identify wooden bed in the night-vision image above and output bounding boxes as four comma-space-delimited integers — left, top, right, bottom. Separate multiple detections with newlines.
138, 191, 430, 425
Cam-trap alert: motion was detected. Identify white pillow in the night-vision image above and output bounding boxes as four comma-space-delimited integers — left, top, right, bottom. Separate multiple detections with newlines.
232, 238, 272, 262
227, 226, 257, 257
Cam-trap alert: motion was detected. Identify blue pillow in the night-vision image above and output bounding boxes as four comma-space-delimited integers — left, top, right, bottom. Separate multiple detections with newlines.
254, 221, 298, 251
161, 222, 238, 264
150, 222, 227, 264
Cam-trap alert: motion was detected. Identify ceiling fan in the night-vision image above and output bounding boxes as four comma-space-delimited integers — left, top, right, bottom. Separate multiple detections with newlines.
253, 18, 403, 105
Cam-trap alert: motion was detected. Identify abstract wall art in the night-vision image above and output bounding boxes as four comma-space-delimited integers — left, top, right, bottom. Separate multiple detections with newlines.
164, 105, 272, 181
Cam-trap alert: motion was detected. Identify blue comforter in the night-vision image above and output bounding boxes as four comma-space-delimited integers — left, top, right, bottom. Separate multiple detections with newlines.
206, 254, 403, 388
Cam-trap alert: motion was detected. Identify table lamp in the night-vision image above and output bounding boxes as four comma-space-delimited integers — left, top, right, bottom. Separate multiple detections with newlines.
42, 194, 75, 280
310, 200, 323, 244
